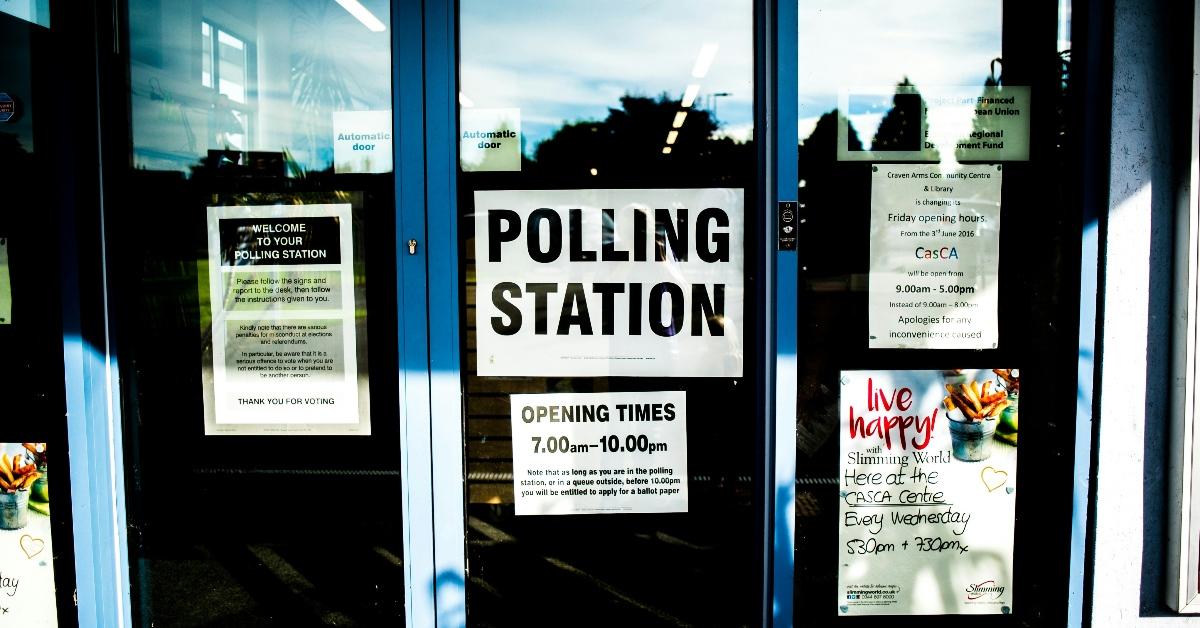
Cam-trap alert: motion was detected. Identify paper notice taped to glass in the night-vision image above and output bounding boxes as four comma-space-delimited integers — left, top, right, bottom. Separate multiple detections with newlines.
0, 441, 58, 625
201, 204, 371, 436
838, 85, 1030, 162
868, 164, 1001, 349
0, 238, 11, 325
332, 110, 392, 174
474, 188, 744, 377
460, 108, 521, 172
838, 369, 1018, 616
510, 391, 688, 515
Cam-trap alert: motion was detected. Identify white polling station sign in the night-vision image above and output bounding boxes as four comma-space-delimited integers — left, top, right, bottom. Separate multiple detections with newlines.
474, 188, 744, 377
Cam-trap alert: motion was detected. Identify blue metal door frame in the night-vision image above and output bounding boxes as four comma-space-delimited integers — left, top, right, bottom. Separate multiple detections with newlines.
770, 0, 800, 624
58, 0, 797, 625
422, 0, 469, 625
60, 1, 1098, 627
65, 0, 1069, 626
394, 0, 440, 625
418, 0, 795, 626
59, 0, 448, 625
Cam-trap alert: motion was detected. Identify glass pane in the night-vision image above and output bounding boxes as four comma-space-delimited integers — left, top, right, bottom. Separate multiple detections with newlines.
458, 1, 759, 625
122, 0, 402, 624
0, 9, 77, 625
130, 2, 391, 175
794, 1, 1080, 623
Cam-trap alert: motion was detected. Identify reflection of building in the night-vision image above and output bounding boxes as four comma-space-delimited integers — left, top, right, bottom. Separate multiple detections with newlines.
202, 21, 251, 149
3, 0, 1200, 626
129, 0, 392, 173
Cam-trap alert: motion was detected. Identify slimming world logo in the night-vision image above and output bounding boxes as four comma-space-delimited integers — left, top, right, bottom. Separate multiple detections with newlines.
965, 580, 1005, 601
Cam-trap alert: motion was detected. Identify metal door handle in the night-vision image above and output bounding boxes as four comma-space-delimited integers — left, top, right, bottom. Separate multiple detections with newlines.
408, 239, 418, 255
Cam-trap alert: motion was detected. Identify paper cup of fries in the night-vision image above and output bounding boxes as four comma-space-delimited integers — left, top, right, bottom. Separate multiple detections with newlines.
943, 379, 1011, 462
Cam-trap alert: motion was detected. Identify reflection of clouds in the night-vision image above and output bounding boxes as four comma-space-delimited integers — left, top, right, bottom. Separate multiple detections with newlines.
714, 122, 753, 143
799, 0, 1001, 120
845, 112, 884, 147
460, 63, 627, 119
460, 0, 753, 149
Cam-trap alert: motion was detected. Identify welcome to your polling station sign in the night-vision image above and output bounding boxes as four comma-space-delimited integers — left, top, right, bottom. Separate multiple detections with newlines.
474, 188, 744, 378
202, 204, 370, 436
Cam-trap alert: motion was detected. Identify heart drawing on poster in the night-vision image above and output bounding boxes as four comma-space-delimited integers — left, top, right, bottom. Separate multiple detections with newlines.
981, 466, 1009, 492
20, 534, 45, 559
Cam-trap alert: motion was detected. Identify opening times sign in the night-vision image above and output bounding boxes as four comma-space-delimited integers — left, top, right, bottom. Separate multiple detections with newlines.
204, 204, 368, 435
838, 370, 1017, 616
510, 391, 688, 515
474, 188, 744, 377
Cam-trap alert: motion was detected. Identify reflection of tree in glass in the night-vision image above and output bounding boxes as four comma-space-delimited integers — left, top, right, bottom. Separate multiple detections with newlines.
793, 111, 872, 466
797, 109, 863, 211
797, 110, 870, 275
528, 94, 751, 187
951, 54, 1067, 163
871, 78, 926, 154
290, 1, 354, 167
0, 133, 31, 170
954, 65, 1005, 163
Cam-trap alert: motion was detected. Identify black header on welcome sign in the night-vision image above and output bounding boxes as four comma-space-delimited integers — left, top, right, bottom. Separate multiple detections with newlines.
218, 216, 342, 266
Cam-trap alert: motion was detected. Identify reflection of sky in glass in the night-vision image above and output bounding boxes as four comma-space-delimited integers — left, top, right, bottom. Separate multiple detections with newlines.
460, 0, 755, 154
128, 0, 392, 174
799, 0, 1001, 141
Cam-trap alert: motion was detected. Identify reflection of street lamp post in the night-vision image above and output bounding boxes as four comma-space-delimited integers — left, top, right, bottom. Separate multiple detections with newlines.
711, 92, 731, 124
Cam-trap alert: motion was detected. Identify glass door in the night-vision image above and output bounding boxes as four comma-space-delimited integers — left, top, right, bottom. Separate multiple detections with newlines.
114, 0, 422, 624
785, 1, 1084, 625
450, 1, 766, 626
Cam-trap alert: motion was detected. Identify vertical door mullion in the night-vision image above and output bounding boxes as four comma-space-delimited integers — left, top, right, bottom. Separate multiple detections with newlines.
64, 0, 134, 621
424, 0, 469, 625
395, 0, 437, 625
772, 0, 799, 625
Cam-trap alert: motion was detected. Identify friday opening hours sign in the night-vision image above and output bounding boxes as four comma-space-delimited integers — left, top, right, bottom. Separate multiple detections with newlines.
868, 164, 1002, 349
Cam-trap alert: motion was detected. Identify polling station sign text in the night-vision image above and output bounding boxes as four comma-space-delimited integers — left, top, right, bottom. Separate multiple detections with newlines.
474, 188, 744, 377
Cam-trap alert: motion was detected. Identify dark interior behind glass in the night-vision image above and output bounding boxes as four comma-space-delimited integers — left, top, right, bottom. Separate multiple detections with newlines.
117, 1, 404, 624
793, 2, 1083, 625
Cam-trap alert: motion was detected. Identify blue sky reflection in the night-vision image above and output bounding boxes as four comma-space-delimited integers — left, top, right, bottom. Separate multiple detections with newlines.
799, 0, 1001, 142
459, 0, 755, 155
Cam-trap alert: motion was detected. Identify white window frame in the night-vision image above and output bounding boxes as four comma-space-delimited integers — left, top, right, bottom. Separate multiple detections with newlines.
1166, 2, 1200, 613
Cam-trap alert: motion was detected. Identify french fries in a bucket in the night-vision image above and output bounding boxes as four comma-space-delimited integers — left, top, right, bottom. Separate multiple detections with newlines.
943, 381, 1010, 421
0, 452, 39, 493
